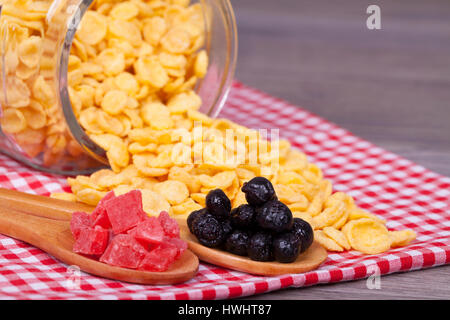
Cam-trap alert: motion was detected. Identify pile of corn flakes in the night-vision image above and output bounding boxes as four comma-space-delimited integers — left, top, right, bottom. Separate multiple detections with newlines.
0, 0, 94, 166
1, 0, 415, 255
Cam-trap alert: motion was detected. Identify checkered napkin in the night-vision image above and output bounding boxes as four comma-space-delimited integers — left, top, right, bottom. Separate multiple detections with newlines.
0, 81, 449, 300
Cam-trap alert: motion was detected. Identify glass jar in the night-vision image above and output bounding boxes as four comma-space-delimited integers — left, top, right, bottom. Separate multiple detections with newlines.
0, 0, 237, 175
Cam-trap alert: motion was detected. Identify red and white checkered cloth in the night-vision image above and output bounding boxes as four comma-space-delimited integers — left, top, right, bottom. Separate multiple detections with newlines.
0, 81, 449, 299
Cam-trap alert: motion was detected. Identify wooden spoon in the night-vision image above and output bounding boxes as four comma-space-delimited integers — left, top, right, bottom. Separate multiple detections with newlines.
0, 188, 327, 276
0, 189, 198, 285
176, 219, 327, 276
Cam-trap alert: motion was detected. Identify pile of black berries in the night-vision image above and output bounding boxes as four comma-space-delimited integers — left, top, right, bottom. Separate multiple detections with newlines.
187, 177, 314, 263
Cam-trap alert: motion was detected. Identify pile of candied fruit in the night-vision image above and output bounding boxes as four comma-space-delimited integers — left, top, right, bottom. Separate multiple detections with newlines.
70, 189, 187, 272
188, 177, 314, 263
32, 0, 416, 256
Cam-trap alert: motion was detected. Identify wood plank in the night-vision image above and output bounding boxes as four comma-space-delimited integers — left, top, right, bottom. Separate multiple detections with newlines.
231, 0, 450, 299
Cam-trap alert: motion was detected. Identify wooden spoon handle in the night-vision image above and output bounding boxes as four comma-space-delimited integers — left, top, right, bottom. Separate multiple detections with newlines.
0, 188, 93, 221
0, 206, 69, 251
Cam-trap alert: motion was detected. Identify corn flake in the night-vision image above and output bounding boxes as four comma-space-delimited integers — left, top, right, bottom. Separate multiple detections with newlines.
21, 103, 46, 130
128, 142, 157, 154
160, 27, 190, 53
135, 56, 169, 88
113, 184, 136, 196
130, 176, 158, 190
141, 102, 173, 129
288, 198, 309, 212
133, 154, 169, 177
101, 90, 128, 115
194, 50, 208, 78
76, 188, 107, 206
154, 180, 189, 205
323, 227, 351, 250
274, 184, 305, 204
314, 230, 343, 252
292, 211, 315, 228
110, 2, 139, 21
1, 108, 27, 133
342, 218, 390, 254
50, 192, 77, 202
348, 207, 386, 225
140, 189, 171, 216
97, 48, 125, 76
108, 19, 142, 46
199, 170, 236, 189
168, 166, 201, 193
18, 36, 42, 68
114, 72, 139, 95
143, 17, 167, 46
76, 11, 107, 45
313, 202, 346, 229
172, 198, 202, 216
159, 52, 187, 69
3, 76, 31, 108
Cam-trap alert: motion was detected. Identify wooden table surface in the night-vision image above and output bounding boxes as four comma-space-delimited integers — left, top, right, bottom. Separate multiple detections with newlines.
231, 0, 450, 300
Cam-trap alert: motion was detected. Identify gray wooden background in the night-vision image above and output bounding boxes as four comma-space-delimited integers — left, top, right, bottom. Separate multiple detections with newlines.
231, 0, 450, 299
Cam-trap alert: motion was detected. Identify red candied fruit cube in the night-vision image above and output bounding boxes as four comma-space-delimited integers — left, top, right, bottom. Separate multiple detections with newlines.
103, 190, 147, 234
90, 191, 115, 229
128, 217, 165, 245
70, 211, 92, 239
90, 206, 111, 229
73, 225, 109, 256
157, 211, 180, 238
164, 237, 188, 259
138, 245, 179, 272
100, 234, 148, 269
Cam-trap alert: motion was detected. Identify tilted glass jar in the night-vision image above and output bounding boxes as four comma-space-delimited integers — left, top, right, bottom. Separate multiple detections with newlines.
0, 0, 237, 175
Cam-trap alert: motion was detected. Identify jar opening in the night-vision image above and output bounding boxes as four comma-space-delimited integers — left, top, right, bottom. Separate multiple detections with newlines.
58, 0, 237, 168
59, 0, 108, 165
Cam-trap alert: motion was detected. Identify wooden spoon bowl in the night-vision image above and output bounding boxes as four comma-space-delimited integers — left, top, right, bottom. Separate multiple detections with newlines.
0, 188, 327, 278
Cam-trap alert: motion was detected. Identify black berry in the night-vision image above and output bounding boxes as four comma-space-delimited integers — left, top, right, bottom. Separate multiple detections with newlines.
291, 218, 314, 253
230, 204, 255, 229
225, 230, 252, 256
187, 208, 207, 234
192, 214, 225, 248
205, 189, 231, 220
241, 177, 276, 206
255, 200, 293, 233
247, 231, 274, 261
273, 232, 301, 263
222, 219, 234, 236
